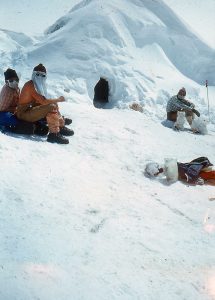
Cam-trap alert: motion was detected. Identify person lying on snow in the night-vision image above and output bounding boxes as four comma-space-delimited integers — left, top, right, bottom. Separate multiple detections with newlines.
16, 64, 73, 144
165, 87, 200, 130
0, 68, 35, 134
145, 157, 215, 186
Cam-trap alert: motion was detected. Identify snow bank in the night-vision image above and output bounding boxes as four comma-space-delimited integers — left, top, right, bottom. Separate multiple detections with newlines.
25, 0, 215, 112
0, 29, 33, 86
0, 0, 214, 121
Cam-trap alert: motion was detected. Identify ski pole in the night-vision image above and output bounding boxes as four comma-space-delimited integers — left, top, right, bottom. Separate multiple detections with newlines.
206, 80, 210, 120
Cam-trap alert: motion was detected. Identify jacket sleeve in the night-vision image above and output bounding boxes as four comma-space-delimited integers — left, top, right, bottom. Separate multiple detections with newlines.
0, 85, 18, 112
174, 98, 194, 111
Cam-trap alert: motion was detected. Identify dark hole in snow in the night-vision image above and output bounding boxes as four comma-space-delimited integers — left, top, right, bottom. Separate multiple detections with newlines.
93, 77, 109, 109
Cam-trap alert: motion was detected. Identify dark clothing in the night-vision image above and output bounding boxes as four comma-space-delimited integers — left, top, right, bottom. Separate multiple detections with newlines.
0, 111, 35, 134
167, 111, 177, 122
0, 111, 19, 127
178, 157, 213, 183
6, 121, 35, 135
167, 110, 194, 125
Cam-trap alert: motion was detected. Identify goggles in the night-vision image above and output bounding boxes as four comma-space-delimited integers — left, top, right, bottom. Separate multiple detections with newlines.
34, 71, 46, 78
8, 78, 19, 83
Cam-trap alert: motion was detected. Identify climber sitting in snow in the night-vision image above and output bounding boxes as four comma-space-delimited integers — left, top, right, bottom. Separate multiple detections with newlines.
145, 157, 215, 186
16, 64, 73, 144
0, 68, 35, 134
165, 87, 200, 130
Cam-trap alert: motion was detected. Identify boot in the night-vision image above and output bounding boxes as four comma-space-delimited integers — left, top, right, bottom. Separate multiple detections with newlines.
60, 126, 74, 136
47, 132, 69, 144
63, 117, 72, 125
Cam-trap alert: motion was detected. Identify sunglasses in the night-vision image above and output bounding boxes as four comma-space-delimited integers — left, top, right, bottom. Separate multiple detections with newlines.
8, 79, 19, 83
36, 73, 46, 78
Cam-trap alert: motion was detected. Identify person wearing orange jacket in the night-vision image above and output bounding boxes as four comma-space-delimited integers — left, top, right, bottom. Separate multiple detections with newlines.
16, 64, 73, 144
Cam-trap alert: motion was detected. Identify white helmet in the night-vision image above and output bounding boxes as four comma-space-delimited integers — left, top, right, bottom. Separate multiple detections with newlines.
145, 162, 161, 177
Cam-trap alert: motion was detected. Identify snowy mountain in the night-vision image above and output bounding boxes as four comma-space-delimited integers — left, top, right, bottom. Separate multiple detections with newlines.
1, 0, 214, 120
43, 0, 215, 86
28, 0, 215, 103
0, 29, 33, 84
0, 1, 215, 300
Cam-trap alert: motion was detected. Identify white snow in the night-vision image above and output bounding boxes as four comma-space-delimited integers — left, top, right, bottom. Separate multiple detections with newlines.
0, 0, 215, 300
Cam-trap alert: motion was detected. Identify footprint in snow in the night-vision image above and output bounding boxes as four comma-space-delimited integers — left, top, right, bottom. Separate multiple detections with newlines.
90, 218, 106, 233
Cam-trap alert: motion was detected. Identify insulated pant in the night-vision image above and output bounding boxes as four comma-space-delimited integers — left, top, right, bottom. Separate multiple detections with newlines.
185, 110, 194, 125
16, 103, 65, 133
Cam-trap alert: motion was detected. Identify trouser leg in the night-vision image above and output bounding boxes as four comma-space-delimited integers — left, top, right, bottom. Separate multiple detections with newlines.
46, 111, 61, 133
17, 104, 56, 122
59, 115, 65, 127
167, 111, 177, 122
185, 110, 194, 125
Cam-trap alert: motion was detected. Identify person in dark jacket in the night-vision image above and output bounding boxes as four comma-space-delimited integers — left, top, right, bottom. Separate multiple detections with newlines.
93, 77, 109, 108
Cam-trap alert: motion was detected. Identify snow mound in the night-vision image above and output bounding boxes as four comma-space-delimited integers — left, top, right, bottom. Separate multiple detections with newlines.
0, 29, 33, 85
26, 0, 215, 110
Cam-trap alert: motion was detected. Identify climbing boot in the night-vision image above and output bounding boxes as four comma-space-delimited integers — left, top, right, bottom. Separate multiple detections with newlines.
47, 132, 69, 144
60, 126, 74, 136
63, 117, 72, 125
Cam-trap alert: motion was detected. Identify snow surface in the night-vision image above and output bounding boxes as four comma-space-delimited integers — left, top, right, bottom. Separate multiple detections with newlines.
0, 0, 215, 299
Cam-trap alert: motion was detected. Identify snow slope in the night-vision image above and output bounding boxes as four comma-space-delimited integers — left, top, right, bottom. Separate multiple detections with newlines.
0, 1, 215, 300
0, 103, 215, 300
0, 29, 33, 85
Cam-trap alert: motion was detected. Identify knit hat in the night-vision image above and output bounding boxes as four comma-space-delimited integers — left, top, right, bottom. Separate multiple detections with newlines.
178, 87, 186, 97
4, 68, 19, 81
33, 63, 47, 73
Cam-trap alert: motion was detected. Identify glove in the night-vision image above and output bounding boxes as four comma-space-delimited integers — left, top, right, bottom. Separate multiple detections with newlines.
195, 177, 204, 185
192, 108, 200, 117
